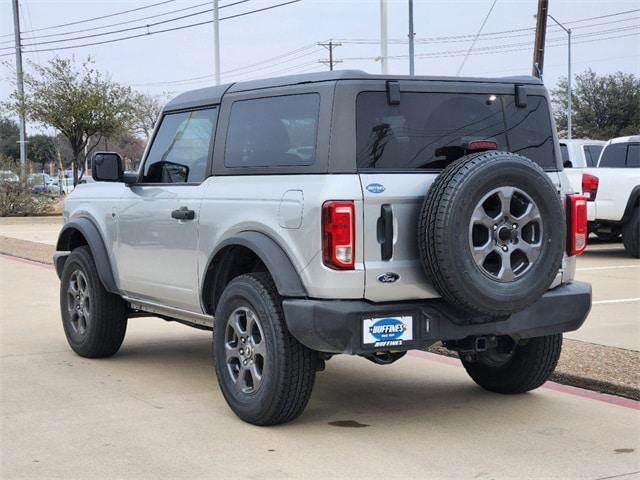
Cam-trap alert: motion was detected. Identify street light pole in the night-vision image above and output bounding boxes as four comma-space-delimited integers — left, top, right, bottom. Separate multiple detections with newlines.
408, 0, 415, 76
12, 0, 26, 180
213, 0, 220, 85
548, 14, 572, 139
380, 0, 388, 74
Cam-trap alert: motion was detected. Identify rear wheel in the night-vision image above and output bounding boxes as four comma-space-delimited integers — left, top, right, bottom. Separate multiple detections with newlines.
60, 246, 128, 358
213, 273, 316, 425
460, 334, 562, 394
622, 207, 640, 258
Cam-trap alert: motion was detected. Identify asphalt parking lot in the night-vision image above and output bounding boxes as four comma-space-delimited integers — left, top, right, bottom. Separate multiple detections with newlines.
0, 232, 639, 479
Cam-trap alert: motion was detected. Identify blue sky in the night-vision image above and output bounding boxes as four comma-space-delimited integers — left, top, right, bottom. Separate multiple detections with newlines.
1, 0, 638, 131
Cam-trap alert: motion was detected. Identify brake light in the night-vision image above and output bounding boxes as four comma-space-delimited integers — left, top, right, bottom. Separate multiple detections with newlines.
322, 201, 355, 270
567, 194, 588, 256
468, 140, 498, 151
582, 173, 599, 201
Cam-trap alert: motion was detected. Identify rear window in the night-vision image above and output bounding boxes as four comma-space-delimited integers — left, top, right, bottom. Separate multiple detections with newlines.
225, 94, 320, 168
356, 92, 556, 170
599, 143, 627, 168
583, 145, 603, 167
560, 144, 570, 163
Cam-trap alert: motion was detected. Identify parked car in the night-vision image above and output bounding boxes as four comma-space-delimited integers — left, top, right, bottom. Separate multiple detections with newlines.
53, 71, 592, 425
578, 135, 640, 255
560, 139, 606, 195
0, 170, 19, 184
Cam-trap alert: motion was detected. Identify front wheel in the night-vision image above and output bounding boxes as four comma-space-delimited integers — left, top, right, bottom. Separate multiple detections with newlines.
460, 334, 562, 394
60, 246, 128, 358
213, 273, 317, 425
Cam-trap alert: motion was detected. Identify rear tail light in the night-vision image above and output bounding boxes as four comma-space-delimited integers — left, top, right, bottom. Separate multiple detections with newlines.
322, 200, 355, 270
582, 173, 599, 201
567, 194, 588, 256
467, 140, 498, 151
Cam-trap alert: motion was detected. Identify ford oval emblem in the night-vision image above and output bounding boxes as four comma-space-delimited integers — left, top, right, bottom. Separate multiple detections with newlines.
366, 183, 386, 194
377, 272, 400, 284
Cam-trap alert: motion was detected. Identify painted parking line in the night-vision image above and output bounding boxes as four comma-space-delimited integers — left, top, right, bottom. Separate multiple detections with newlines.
577, 265, 640, 271
592, 298, 640, 305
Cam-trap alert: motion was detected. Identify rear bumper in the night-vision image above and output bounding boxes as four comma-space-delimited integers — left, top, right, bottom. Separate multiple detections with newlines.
282, 281, 592, 354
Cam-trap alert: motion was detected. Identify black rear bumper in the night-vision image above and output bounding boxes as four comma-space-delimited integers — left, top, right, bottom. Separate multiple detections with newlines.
282, 281, 591, 355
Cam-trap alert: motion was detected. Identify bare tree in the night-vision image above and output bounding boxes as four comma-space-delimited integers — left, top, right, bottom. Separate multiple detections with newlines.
132, 92, 170, 140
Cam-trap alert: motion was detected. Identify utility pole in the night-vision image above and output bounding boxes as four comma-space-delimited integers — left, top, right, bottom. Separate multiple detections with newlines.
548, 14, 572, 139
213, 0, 220, 85
380, 0, 388, 74
531, 0, 548, 78
408, 0, 415, 76
318, 40, 342, 71
12, 0, 26, 180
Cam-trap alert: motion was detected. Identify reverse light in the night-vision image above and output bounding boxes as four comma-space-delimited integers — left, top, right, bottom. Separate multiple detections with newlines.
567, 194, 588, 256
322, 201, 355, 270
581, 173, 599, 201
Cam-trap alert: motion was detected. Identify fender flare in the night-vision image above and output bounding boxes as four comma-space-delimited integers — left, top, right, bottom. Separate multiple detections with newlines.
54, 217, 119, 294
621, 186, 640, 224
206, 231, 307, 299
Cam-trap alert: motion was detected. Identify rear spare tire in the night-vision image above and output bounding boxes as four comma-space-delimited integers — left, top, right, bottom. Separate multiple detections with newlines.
418, 151, 565, 316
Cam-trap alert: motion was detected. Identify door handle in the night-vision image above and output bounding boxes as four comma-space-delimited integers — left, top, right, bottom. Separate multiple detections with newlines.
171, 207, 195, 220
377, 204, 394, 261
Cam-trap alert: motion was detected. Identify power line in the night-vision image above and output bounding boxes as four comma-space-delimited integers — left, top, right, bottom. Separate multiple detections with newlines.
335, 8, 640, 45
0, 0, 179, 39
0, 0, 303, 56
131, 43, 320, 86
341, 30, 640, 62
132, 27, 639, 89
13, 0, 251, 49
0, 0, 224, 45
456, 0, 498, 75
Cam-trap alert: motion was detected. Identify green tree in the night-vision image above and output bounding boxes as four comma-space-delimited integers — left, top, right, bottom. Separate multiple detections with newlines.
551, 69, 640, 139
28, 134, 56, 171
0, 116, 19, 161
7, 57, 136, 185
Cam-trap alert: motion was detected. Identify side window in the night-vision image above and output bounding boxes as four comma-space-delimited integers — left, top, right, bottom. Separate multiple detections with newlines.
627, 144, 640, 167
225, 94, 320, 168
142, 108, 217, 183
560, 144, 570, 164
599, 143, 627, 168
583, 145, 603, 167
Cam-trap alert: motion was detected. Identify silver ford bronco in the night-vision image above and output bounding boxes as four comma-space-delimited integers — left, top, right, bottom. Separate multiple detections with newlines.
54, 71, 592, 425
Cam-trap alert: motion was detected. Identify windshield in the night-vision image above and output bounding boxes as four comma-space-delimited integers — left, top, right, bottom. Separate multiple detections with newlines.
356, 92, 556, 171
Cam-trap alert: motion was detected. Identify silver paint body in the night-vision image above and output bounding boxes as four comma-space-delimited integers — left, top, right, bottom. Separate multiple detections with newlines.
62, 73, 577, 317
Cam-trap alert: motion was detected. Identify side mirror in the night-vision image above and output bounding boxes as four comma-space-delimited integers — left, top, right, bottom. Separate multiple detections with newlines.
563, 160, 573, 168
92, 152, 123, 182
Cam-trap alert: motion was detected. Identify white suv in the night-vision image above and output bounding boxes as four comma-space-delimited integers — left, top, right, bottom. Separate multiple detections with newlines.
580, 135, 639, 255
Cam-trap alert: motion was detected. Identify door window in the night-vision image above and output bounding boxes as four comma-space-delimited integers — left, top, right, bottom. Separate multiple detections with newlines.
627, 144, 640, 167
599, 143, 627, 168
560, 144, 570, 164
224, 94, 320, 167
583, 145, 603, 167
142, 108, 218, 183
